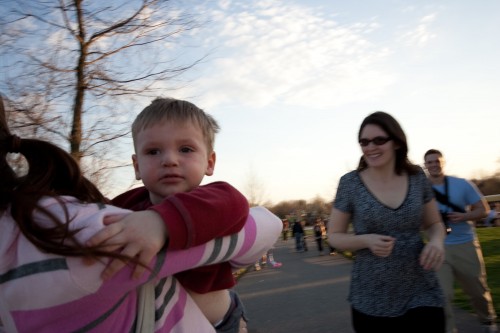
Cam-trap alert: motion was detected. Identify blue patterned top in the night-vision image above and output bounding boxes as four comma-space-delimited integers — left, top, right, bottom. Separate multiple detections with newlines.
334, 168, 444, 316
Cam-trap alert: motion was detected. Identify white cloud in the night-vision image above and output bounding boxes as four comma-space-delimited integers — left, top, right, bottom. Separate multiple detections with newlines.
181, 0, 395, 110
401, 13, 437, 47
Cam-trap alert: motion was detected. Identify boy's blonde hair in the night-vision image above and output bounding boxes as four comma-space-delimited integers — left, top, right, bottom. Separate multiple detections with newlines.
132, 98, 220, 152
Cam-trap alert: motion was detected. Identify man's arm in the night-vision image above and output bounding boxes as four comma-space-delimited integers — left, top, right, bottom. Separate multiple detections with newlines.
448, 198, 488, 223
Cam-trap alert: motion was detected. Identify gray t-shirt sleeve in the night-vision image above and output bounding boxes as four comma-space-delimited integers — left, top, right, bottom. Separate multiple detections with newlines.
333, 172, 355, 214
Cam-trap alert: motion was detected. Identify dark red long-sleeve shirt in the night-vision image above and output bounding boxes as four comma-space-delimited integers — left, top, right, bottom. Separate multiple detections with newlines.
112, 181, 249, 293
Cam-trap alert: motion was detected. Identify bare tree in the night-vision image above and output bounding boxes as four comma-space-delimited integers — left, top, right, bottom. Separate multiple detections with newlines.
0, 0, 203, 189
306, 195, 331, 220
268, 196, 330, 222
244, 166, 269, 207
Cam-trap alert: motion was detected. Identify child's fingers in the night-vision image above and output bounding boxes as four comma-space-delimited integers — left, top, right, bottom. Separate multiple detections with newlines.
100, 244, 124, 253
132, 262, 148, 280
102, 244, 141, 280
103, 214, 124, 226
133, 251, 155, 279
82, 257, 96, 266
87, 223, 123, 247
101, 258, 128, 281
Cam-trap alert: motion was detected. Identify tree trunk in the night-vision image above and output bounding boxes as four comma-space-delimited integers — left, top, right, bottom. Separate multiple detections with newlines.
70, 0, 86, 164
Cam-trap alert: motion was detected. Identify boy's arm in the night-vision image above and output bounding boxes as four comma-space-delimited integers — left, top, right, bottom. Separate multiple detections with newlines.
149, 181, 249, 250
152, 206, 282, 277
86, 206, 280, 282
91, 181, 249, 278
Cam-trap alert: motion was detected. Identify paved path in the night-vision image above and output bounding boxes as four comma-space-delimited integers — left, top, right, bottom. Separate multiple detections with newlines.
234, 238, 483, 333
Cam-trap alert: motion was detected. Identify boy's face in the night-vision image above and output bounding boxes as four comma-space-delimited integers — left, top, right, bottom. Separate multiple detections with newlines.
132, 121, 215, 204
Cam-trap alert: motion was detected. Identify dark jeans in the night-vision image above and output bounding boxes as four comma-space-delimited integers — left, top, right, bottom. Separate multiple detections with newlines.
352, 306, 445, 333
294, 232, 304, 251
315, 237, 324, 252
215, 290, 248, 333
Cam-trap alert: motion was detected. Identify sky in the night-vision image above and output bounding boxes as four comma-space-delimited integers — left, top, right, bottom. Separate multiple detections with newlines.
109, 0, 500, 204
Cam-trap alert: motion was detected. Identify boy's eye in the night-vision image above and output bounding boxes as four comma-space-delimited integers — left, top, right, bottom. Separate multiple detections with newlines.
146, 149, 160, 155
180, 147, 194, 153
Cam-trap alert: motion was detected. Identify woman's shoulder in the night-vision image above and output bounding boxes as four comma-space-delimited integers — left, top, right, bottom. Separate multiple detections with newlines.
340, 170, 358, 181
40, 196, 128, 218
408, 166, 426, 180
337, 171, 360, 189
38, 196, 130, 240
37, 196, 98, 226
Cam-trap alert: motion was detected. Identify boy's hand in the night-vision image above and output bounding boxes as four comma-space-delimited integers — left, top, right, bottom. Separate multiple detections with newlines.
87, 210, 168, 280
239, 318, 247, 332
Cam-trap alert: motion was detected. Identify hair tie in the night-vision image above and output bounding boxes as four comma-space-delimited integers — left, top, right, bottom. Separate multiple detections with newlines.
8, 134, 21, 153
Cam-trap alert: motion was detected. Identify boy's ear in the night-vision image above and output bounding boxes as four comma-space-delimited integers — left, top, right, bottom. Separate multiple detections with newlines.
205, 151, 216, 176
132, 154, 141, 180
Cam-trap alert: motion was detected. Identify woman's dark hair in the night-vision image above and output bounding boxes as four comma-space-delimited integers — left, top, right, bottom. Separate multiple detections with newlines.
0, 94, 134, 262
356, 111, 420, 175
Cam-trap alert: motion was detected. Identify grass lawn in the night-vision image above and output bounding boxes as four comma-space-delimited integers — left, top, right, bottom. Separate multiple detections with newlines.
453, 227, 500, 317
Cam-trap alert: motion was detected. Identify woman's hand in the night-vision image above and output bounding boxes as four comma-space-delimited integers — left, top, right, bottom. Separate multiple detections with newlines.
419, 240, 444, 271
364, 234, 396, 257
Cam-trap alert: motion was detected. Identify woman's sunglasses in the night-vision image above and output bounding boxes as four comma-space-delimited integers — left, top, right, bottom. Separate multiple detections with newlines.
359, 136, 392, 147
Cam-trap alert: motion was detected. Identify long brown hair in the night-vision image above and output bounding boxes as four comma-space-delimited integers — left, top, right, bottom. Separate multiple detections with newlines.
0, 94, 132, 261
356, 111, 420, 175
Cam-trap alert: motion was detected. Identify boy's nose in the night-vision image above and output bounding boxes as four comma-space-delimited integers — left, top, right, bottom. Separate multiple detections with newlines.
161, 152, 178, 166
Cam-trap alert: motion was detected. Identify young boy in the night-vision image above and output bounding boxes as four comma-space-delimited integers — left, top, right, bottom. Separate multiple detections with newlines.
111, 98, 249, 331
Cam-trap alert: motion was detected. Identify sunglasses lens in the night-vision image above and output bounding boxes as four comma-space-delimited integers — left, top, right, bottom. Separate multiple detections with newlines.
359, 139, 370, 146
359, 137, 391, 146
373, 137, 390, 145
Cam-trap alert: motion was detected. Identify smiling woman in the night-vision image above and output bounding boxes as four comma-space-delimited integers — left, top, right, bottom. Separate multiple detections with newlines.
327, 111, 447, 332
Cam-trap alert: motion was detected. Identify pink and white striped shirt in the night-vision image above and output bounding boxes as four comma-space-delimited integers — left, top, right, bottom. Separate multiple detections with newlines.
0, 197, 282, 333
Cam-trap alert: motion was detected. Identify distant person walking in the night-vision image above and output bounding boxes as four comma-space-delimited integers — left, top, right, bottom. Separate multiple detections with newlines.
254, 249, 282, 270
424, 149, 497, 333
328, 111, 446, 332
282, 218, 290, 241
293, 220, 305, 252
313, 218, 326, 255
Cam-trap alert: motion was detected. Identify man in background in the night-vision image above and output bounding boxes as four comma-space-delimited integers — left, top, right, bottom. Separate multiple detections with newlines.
424, 149, 497, 333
